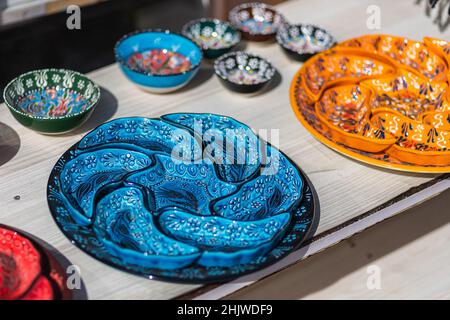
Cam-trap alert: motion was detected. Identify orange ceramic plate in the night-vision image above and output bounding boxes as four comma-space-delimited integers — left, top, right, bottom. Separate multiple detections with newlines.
290, 34, 450, 173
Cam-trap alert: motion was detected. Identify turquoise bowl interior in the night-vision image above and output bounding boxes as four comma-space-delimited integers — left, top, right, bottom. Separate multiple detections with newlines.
115, 30, 203, 93
3, 69, 100, 134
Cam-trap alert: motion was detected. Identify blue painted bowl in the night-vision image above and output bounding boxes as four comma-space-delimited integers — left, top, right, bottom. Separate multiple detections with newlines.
114, 30, 203, 93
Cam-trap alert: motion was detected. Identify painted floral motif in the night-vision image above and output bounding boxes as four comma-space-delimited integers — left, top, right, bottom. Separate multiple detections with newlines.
277, 24, 335, 54
339, 34, 447, 82
4, 69, 100, 119
47, 114, 315, 282
183, 20, 239, 50
229, 3, 284, 35
215, 52, 275, 85
302, 49, 397, 98
317, 84, 371, 134
17, 88, 89, 117
127, 49, 192, 75
291, 34, 450, 170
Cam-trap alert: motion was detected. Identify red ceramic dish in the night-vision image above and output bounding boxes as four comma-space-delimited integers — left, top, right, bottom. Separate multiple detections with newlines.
0, 225, 73, 300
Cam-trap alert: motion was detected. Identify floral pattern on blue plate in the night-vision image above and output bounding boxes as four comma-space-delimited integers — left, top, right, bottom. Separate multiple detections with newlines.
47, 114, 316, 283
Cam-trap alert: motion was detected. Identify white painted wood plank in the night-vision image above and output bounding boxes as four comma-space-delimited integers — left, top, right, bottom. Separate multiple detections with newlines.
226, 189, 450, 300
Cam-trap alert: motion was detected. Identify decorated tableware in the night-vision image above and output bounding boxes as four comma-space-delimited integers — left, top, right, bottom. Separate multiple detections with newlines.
182, 18, 241, 59
290, 34, 450, 172
315, 84, 397, 153
214, 51, 276, 94
300, 47, 397, 100
229, 2, 285, 42
338, 34, 447, 82
276, 23, 336, 61
114, 30, 203, 93
3, 69, 100, 134
423, 37, 450, 68
0, 224, 75, 300
47, 113, 316, 283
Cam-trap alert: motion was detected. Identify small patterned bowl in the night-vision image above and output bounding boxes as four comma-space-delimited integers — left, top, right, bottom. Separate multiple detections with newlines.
182, 18, 241, 59
214, 51, 276, 94
229, 2, 285, 42
115, 30, 203, 93
277, 23, 336, 61
3, 69, 100, 134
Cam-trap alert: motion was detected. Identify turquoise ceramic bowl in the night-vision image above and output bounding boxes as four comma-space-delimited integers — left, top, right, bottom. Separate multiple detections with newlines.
3, 69, 100, 134
114, 30, 203, 93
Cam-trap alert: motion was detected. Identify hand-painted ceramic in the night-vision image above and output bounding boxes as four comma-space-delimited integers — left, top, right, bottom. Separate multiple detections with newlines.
114, 30, 203, 93
290, 34, 450, 172
214, 51, 276, 94
3, 69, 100, 134
0, 224, 74, 300
47, 114, 316, 283
276, 23, 336, 61
423, 37, 450, 68
182, 18, 241, 59
229, 2, 285, 41
338, 34, 447, 82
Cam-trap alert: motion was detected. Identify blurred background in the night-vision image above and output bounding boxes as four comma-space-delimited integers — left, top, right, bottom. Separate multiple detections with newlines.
0, 0, 285, 98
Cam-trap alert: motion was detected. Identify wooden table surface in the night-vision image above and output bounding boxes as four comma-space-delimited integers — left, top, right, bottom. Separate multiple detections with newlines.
1, 0, 450, 300
227, 189, 450, 299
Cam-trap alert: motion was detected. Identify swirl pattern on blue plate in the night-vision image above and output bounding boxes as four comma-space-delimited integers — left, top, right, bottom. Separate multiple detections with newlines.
47, 113, 315, 282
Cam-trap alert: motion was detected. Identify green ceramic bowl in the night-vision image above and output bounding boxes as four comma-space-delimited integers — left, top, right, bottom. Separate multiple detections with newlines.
3, 69, 100, 134
182, 18, 241, 59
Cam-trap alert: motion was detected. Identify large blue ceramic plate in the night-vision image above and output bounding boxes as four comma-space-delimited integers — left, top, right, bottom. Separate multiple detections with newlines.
47, 114, 316, 283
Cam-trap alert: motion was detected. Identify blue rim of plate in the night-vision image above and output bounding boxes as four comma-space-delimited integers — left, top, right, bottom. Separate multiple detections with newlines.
46, 114, 317, 283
